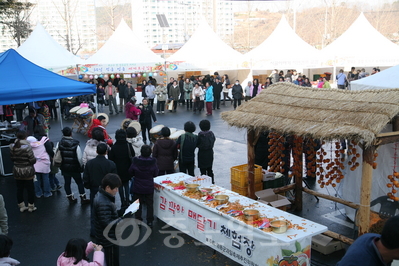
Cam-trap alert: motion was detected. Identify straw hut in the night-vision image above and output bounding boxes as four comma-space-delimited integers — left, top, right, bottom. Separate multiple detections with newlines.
221, 82, 399, 235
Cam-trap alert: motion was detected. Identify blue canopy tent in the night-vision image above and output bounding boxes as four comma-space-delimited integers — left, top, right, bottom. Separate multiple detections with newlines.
0, 49, 95, 105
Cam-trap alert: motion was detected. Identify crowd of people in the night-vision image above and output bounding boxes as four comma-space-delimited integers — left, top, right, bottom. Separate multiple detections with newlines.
5, 97, 216, 265
0, 66, 383, 125
0, 67, 389, 265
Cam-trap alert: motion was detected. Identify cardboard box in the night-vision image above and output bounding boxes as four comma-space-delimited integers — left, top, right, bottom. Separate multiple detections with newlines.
311, 234, 344, 255
255, 189, 291, 211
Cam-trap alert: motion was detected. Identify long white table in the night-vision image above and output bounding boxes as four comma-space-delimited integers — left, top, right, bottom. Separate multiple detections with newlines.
154, 173, 327, 266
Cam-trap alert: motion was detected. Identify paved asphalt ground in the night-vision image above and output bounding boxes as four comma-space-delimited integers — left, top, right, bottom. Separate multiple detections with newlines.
0, 100, 351, 265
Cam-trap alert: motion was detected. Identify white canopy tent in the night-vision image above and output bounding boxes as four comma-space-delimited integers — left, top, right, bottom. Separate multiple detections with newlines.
245, 15, 320, 70
83, 19, 164, 74
321, 13, 399, 68
350, 65, 399, 91
167, 18, 246, 71
17, 23, 82, 75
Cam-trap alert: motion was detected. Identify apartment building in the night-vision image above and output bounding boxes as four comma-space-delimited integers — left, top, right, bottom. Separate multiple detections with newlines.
131, 0, 234, 47
0, 0, 97, 54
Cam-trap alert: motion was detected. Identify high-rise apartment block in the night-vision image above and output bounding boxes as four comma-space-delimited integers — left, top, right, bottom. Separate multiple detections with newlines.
131, 0, 234, 47
0, 0, 96, 54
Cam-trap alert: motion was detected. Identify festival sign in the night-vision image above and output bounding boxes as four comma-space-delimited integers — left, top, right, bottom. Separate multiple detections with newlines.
79, 62, 180, 74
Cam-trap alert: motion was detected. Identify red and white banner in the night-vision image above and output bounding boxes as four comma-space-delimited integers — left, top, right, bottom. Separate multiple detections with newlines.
154, 173, 327, 266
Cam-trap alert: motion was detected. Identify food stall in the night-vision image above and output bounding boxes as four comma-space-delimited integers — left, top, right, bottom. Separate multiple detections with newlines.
221, 82, 399, 237
154, 173, 327, 266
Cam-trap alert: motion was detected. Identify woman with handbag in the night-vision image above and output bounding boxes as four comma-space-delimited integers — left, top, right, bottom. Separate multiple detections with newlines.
109, 129, 135, 208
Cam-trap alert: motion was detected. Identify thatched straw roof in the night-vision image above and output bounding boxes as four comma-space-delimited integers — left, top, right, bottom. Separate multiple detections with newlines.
221, 83, 399, 145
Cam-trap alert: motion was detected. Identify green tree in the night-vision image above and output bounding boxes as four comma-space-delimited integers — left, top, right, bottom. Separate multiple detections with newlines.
0, 0, 34, 46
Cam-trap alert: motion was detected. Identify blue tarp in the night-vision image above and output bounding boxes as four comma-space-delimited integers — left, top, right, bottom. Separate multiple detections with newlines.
0, 49, 95, 105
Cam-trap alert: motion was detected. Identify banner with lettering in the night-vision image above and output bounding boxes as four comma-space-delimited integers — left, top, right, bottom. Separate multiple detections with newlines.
154, 174, 326, 266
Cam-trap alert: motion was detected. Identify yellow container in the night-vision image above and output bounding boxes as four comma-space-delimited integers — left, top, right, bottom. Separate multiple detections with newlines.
231, 164, 263, 187
231, 182, 263, 197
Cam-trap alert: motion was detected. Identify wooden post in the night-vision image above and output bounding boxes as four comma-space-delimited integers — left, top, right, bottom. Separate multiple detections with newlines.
247, 129, 256, 199
393, 115, 399, 132
358, 145, 376, 235
294, 136, 303, 211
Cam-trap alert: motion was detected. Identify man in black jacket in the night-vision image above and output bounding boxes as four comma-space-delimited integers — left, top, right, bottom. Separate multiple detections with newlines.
58, 127, 90, 204
84, 143, 117, 236
93, 173, 122, 266
212, 77, 223, 110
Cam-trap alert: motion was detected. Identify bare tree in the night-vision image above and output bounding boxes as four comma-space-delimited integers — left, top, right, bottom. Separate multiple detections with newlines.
99, 0, 130, 31
0, 0, 34, 46
52, 0, 82, 54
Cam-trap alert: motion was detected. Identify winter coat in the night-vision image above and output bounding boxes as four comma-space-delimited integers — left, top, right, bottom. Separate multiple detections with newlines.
192, 87, 205, 101
0, 195, 8, 235
232, 84, 243, 99
250, 84, 262, 98
83, 155, 117, 189
183, 82, 193, 100
245, 85, 252, 97
154, 85, 168, 102
176, 132, 198, 163
197, 130, 216, 169
93, 188, 119, 247
108, 140, 135, 182
141, 84, 147, 98
270, 73, 279, 84
129, 156, 159, 194
104, 85, 117, 99
82, 139, 107, 165
125, 85, 136, 100
153, 138, 178, 171
0, 257, 20, 266
205, 86, 214, 102
117, 82, 127, 99
9, 139, 36, 180
169, 85, 180, 101
138, 104, 156, 126
222, 78, 230, 93
28, 136, 51, 174
322, 81, 331, 89
212, 81, 223, 97
145, 84, 156, 99
96, 87, 105, 104
57, 241, 104, 266
127, 137, 144, 157
58, 137, 83, 173
125, 102, 141, 120
33, 133, 54, 159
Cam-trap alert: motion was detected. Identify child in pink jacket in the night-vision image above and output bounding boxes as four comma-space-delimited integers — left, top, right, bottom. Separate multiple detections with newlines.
27, 136, 52, 198
57, 239, 104, 266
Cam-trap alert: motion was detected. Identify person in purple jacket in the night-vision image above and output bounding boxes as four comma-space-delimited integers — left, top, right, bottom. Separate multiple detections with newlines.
128, 145, 159, 227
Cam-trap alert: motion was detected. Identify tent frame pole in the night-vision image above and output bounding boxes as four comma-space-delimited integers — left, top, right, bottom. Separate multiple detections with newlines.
58, 99, 63, 130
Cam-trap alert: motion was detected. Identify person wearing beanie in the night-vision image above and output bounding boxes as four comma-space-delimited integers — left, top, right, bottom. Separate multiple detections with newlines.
337, 215, 399, 265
